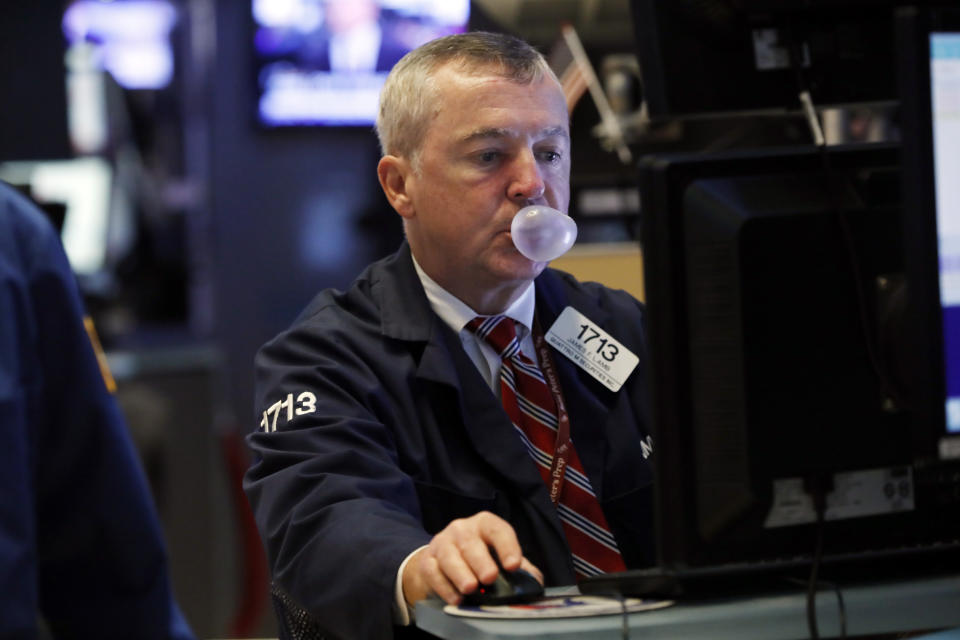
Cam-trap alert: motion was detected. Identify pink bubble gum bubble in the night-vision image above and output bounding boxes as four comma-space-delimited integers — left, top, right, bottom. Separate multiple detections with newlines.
510, 205, 578, 262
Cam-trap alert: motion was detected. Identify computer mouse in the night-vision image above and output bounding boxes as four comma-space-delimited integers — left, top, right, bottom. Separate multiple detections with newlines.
460, 564, 544, 606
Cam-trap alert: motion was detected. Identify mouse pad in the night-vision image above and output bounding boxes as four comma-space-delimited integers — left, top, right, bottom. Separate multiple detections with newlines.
445, 595, 674, 619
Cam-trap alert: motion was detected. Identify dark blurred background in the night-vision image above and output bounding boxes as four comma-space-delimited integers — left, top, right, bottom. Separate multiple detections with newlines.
1, 1, 891, 636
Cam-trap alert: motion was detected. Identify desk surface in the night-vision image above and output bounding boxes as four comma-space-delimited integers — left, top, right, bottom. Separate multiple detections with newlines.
416, 574, 960, 639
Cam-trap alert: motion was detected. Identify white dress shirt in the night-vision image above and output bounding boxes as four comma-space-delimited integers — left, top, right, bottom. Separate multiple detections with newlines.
392, 255, 539, 624
413, 256, 539, 392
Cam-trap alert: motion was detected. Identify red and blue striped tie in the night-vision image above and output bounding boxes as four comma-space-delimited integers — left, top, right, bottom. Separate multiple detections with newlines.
467, 315, 626, 579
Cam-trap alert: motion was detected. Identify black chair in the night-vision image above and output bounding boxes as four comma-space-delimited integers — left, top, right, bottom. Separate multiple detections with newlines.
270, 583, 328, 640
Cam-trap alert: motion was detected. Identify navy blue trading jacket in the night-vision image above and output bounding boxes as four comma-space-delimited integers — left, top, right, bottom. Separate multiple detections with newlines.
0, 182, 193, 639
245, 242, 655, 639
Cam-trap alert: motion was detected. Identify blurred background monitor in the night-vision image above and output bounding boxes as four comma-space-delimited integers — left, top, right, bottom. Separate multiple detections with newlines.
0, 159, 114, 280
2, 0, 189, 327
252, 0, 469, 127
630, 0, 899, 119
62, 0, 179, 91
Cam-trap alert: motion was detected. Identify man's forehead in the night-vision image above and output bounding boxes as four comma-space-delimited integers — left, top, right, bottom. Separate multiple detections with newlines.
461, 126, 570, 144
433, 62, 562, 100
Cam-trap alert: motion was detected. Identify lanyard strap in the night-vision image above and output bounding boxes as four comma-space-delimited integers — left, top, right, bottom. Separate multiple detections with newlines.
532, 316, 572, 506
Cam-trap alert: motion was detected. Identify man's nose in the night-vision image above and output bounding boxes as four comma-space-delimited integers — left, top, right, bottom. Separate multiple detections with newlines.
509, 151, 546, 203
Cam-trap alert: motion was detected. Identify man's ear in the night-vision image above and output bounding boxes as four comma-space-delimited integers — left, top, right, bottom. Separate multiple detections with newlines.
377, 155, 415, 220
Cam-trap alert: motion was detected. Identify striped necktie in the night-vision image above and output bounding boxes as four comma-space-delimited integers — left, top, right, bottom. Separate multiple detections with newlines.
467, 315, 626, 579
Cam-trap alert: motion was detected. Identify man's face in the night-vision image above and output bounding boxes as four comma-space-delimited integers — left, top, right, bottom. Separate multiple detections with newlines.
401, 63, 571, 302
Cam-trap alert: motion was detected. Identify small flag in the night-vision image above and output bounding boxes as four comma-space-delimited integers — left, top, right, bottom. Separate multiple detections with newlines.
547, 24, 632, 164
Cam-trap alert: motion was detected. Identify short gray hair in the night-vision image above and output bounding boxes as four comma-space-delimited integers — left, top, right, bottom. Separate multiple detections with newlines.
375, 31, 557, 164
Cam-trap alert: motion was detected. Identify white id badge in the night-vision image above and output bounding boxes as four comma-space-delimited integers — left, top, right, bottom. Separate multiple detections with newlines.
545, 306, 639, 392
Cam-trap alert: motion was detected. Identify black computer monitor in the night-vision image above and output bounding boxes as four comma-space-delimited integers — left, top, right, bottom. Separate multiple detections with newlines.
634, 142, 960, 572
630, 0, 899, 118
582, 146, 960, 602
580, 3, 960, 605
897, 5, 960, 460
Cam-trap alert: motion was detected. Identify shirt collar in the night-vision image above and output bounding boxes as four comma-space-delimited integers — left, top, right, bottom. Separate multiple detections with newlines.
411, 254, 536, 336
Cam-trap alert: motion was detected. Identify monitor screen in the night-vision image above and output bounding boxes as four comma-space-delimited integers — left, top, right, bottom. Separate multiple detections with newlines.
930, 31, 960, 434
0, 159, 114, 279
252, 0, 469, 127
62, 0, 178, 91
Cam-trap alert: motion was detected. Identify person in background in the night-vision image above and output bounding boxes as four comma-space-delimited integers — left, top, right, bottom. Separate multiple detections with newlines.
0, 180, 193, 639
300, 0, 409, 73
246, 31, 654, 639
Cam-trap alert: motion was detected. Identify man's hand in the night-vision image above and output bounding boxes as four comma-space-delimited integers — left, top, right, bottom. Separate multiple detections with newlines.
402, 511, 544, 606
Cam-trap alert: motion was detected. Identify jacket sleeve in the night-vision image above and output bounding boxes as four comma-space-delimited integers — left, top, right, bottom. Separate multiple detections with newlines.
244, 311, 432, 640
0, 184, 193, 639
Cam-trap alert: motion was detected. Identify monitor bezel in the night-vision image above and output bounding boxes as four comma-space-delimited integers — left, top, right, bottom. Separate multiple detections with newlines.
639, 143, 920, 569
896, 5, 960, 457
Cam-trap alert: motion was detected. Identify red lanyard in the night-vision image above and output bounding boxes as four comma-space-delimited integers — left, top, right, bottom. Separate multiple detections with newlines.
532, 316, 572, 506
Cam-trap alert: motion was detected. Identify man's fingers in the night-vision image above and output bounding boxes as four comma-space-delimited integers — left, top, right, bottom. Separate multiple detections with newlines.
433, 539, 480, 596
476, 512, 523, 570
458, 537, 500, 585
421, 552, 465, 605
519, 557, 544, 585
407, 511, 531, 607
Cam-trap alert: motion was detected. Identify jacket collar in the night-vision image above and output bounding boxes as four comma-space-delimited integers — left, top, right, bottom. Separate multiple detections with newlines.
370, 241, 615, 344
370, 243, 617, 503
370, 242, 435, 343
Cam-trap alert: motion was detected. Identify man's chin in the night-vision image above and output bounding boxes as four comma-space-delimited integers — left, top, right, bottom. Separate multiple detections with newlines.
489, 254, 547, 283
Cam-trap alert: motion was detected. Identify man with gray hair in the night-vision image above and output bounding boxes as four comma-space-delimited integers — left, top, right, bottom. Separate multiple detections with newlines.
246, 31, 654, 639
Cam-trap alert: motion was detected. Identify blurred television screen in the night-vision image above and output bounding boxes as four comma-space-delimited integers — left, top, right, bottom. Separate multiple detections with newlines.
63, 0, 178, 90
253, 0, 469, 127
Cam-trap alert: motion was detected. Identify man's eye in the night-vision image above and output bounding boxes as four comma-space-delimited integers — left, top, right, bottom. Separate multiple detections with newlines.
478, 151, 500, 163
539, 151, 561, 164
